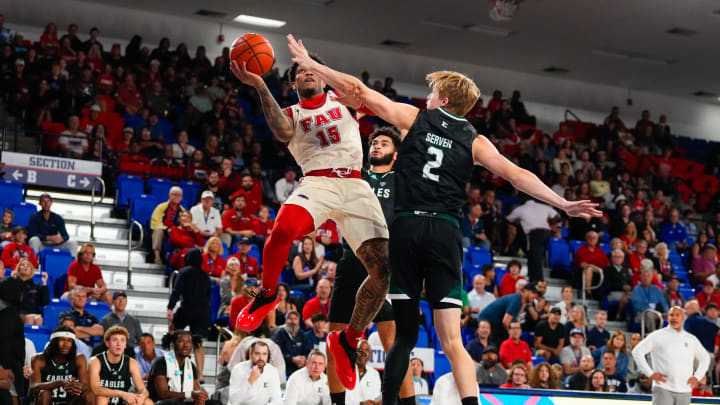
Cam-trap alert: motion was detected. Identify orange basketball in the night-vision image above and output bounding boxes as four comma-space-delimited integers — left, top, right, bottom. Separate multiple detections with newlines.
230, 33, 275, 76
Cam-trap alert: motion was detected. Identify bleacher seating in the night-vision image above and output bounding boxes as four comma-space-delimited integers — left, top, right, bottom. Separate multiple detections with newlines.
85, 300, 111, 321
466, 246, 492, 267
416, 325, 430, 348
130, 194, 159, 227
148, 177, 174, 201
0, 180, 24, 207
43, 298, 72, 330
9, 201, 37, 227
548, 237, 571, 272
39, 248, 74, 295
116, 175, 145, 211
24, 325, 51, 351
178, 181, 201, 208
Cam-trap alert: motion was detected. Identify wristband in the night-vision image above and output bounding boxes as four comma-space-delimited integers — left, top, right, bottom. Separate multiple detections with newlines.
185, 391, 192, 400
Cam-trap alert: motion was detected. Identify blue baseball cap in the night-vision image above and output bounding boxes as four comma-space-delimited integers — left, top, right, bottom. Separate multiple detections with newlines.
236, 237, 251, 245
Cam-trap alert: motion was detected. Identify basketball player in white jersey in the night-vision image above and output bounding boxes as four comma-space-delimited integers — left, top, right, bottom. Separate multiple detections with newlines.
230, 58, 389, 390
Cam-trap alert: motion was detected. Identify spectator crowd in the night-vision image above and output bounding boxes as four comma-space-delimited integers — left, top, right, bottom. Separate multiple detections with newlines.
2, 12, 720, 404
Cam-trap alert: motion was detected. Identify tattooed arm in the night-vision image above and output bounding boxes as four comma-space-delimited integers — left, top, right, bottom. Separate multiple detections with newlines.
230, 61, 295, 142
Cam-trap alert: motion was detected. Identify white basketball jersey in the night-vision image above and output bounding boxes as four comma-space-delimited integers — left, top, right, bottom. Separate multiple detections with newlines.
285, 90, 363, 174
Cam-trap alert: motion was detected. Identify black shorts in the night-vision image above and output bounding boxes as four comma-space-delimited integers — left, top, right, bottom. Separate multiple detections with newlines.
172, 307, 210, 338
388, 214, 464, 309
328, 247, 395, 324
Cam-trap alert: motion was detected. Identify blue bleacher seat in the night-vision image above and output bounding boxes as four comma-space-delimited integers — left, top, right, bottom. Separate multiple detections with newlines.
419, 300, 432, 331
289, 289, 304, 297
249, 244, 261, 264
570, 240, 584, 257
598, 242, 611, 255
466, 246, 492, 267
178, 181, 201, 208
669, 251, 683, 268
24, 325, 51, 351
678, 286, 695, 300
548, 237, 571, 272
416, 325, 429, 348
269, 207, 277, 219
220, 241, 230, 259
130, 194, 159, 227
461, 327, 475, 345
431, 351, 452, 388
40, 248, 74, 284
210, 283, 221, 323
9, 202, 37, 227
560, 228, 569, 239
116, 175, 145, 210
495, 267, 509, 286
43, 298, 72, 330
148, 177, 173, 201
85, 301, 111, 321
533, 355, 548, 366
0, 180, 24, 207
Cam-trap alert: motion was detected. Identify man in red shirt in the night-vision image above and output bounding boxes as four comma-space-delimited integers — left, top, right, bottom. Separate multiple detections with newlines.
1, 226, 39, 269
498, 320, 532, 370
222, 193, 255, 247
63, 243, 112, 304
230, 237, 260, 278
250, 205, 274, 255
577, 231, 610, 293
239, 175, 262, 218
302, 278, 332, 329
695, 280, 720, 308
499, 260, 525, 296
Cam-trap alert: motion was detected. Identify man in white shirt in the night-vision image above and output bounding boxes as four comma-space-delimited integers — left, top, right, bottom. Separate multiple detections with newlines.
467, 274, 496, 321
430, 372, 462, 405
190, 191, 223, 239
346, 341, 381, 405
59, 115, 88, 158
228, 341, 281, 405
632, 306, 710, 405
506, 198, 559, 282
274, 167, 299, 204
284, 350, 331, 405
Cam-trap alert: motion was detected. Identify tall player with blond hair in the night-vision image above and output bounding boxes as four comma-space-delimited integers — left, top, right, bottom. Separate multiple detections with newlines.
287, 34, 602, 405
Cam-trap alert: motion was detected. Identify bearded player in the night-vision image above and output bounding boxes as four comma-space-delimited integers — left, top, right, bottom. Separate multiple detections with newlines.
230, 55, 390, 390
327, 127, 415, 405
29, 326, 94, 405
287, 34, 602, 405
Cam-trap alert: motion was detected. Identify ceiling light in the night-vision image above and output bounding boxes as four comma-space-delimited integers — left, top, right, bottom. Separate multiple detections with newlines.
233, 14, 286, 28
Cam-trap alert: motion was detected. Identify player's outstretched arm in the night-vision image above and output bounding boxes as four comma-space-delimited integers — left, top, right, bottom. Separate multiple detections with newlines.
472, 136, 601, 219
287, 34, 419, 135
230, 61, 294, 142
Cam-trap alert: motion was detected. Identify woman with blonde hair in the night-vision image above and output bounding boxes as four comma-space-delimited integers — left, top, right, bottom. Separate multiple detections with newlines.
592, 330, 628, 377
564, 304, 588, 341
654, 242, 674, 280
528, 361, 559, 389
202, 236, 226, 280
621, 221, 638, 255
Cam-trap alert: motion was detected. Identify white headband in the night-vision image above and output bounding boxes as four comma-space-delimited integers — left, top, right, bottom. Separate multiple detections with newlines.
51, 331, 76, 340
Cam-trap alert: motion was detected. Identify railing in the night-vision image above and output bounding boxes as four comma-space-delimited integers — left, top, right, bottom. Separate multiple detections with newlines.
564, 109, 582, 122
582, 264, 604, 310
640, 309, 663, 338
89, 177, 106, 241
215, 326, 233, 378
126, 220, 143, 290
168, 270, 179, 299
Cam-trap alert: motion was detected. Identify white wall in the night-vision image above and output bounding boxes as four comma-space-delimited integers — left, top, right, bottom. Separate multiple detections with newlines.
5, 0, 720, 140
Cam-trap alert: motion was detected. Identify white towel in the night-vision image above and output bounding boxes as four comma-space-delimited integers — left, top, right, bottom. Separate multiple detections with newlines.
164, 351, 194, 399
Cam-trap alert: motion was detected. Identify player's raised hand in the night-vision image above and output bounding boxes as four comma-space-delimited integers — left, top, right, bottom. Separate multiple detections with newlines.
287, 34, 314, 70
562, 199, 602, 219
230, 60, 264, 88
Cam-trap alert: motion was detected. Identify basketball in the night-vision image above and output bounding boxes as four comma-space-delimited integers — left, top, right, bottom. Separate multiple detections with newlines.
230, 33, 275, 76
